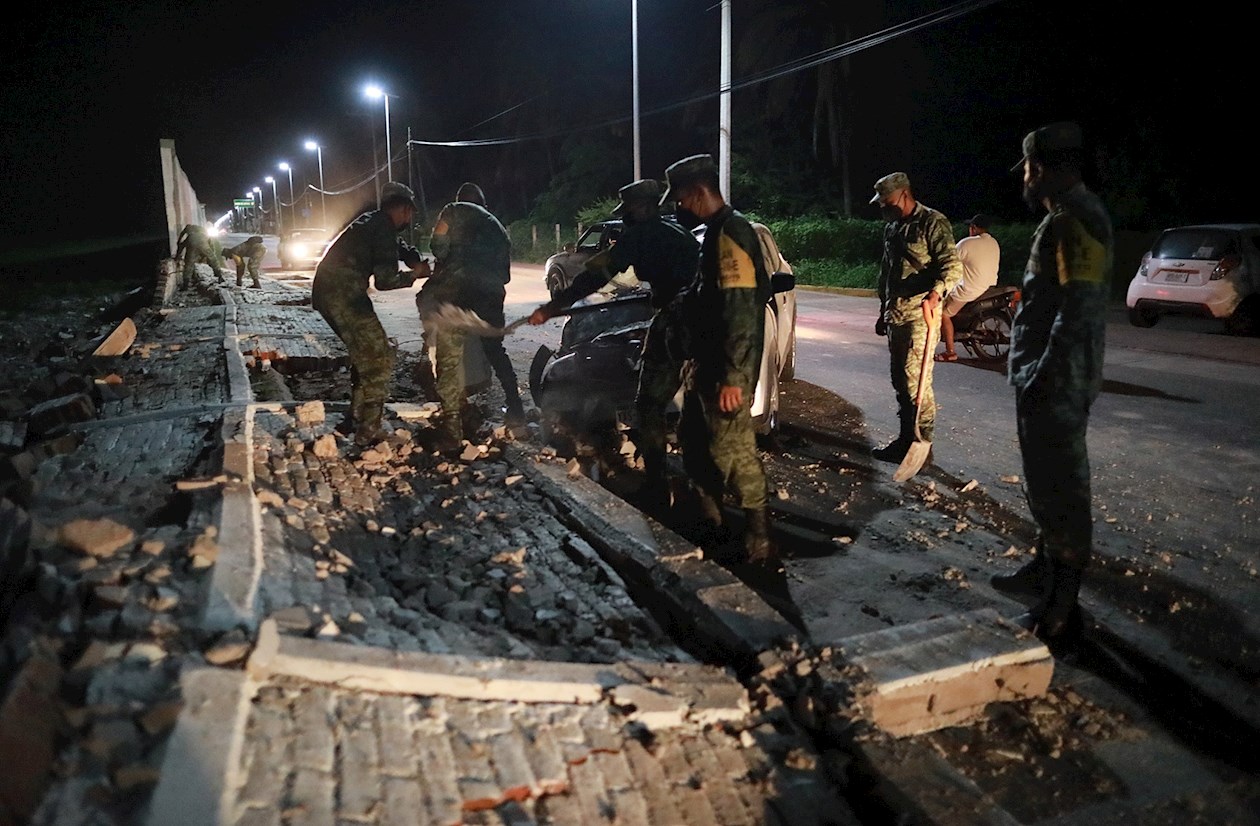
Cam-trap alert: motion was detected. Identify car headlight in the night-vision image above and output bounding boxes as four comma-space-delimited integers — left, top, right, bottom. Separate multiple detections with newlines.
290, 242, 309, 258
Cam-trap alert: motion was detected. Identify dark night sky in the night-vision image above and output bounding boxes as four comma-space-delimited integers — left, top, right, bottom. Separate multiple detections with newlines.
3, 0, 1255, 267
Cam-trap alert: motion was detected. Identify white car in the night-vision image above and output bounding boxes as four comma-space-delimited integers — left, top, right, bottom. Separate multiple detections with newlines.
1126, 223, 1260, 334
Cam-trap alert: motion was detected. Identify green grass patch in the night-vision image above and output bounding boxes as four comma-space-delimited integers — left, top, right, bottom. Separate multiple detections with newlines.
792, 260, 879, 290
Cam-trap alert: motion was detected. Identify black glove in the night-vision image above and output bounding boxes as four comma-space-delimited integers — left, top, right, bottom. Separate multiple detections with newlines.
875, 317, 887, 337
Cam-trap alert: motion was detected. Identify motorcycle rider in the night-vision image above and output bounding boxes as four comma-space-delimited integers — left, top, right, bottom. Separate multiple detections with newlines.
528, 178, 699, 511
938, 214, 1001, 361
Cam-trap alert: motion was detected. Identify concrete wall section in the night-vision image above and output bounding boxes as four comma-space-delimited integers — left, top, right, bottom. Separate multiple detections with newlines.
160, 139, 207, 257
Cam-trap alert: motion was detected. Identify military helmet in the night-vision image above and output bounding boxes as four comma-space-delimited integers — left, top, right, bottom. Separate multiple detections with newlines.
380, 181, 418, 209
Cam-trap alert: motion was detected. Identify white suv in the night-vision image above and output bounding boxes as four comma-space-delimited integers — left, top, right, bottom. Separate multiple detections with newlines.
1126, 223, 1260, 334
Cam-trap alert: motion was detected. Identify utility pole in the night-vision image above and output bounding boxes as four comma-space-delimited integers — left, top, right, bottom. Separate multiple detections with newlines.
719, 0, 732, 201
632, 0, 641, 181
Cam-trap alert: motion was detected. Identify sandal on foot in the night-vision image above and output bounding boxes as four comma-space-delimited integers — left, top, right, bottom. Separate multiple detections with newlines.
934, 351, 958, 362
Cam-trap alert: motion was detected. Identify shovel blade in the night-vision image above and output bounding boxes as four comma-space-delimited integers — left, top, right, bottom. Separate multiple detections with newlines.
892, 439, 931, 482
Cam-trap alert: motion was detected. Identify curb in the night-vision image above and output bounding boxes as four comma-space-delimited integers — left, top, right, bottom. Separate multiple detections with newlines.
503, 444, 800, 663
795, 285, 878, 298
143, 666, 255, 826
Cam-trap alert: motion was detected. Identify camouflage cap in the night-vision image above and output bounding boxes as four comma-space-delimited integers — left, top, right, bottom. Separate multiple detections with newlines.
869, 172, 910, 205
660, 154, 717, 205
1011, 121, 1083, 171
611, 179, 663, 216
380, 181, 417, 209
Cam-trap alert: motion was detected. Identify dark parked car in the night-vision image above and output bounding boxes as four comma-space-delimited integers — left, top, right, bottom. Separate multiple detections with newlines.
529, 222, 797, 437
542, 221, 631, 300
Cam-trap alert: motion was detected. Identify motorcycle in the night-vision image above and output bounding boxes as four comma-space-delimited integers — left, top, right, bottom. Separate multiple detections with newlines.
949, 284, 1020, 361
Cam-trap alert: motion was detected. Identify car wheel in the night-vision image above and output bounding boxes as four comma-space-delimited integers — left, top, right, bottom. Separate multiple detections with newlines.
528, 345, 554, 408
1128, 306, 1158, 328
546, 269, 565, 301
780, 325, 796, 381
972, 310, 1012, 361
1223, 296, 1259, 336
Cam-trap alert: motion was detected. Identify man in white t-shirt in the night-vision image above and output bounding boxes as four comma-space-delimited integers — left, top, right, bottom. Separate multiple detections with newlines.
937, 214, 1001, 361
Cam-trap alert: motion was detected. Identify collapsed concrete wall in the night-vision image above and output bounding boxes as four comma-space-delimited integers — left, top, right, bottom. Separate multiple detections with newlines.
158, 139, 206, 258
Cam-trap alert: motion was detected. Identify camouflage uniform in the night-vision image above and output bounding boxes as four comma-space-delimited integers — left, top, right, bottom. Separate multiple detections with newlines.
540, 182, 699, 488
677, 204, 771, 513
1009, 182, 1112, 583
417, 192, 518, 441
313, 204, 422, 442
176, 224, 224, 284
876, 192, 962, 445
225, 235, 266, 288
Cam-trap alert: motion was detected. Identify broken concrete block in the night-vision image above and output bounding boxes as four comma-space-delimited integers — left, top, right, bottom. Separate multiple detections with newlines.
91, 317, 136, 357
0, 421, 26, 453
26, 392, 96, 437
834, 608, 1052, 737
57, 518, 135, 558
611, 684, 688, 729
294, 400, 325, 425
0, 643, 63, 820
311, 433, 338, 459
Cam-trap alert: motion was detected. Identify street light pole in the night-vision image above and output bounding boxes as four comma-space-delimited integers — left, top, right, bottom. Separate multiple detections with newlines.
279, 162, 294, 228
253, 187, 262, 233
632, 0, 641, 181
305, 140, 326, 228
365, 84, 393, 183
719, 0, 732, 201
265, 176, 281, 236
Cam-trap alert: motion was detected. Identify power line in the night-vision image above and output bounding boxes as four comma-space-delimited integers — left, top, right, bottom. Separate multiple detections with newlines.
406, 0, 1006, 149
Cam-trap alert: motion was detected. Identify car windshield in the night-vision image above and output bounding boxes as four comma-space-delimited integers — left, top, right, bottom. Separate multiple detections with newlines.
1152, 229, 1238, 261
287, 229, 327, 242
576, 227, 602, 250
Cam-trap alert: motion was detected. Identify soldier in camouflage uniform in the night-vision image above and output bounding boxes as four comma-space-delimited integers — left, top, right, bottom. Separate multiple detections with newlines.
176, 223, 224, 284
225, 235, 267, 288
871, 172, 963, 463
664, 155, 775, 565
994, 122, 1113, 646
416, 183, 521, 448
528, 178, 700, 510
313, 182, 429, 447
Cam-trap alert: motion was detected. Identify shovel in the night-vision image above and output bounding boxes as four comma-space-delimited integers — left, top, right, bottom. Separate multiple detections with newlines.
422, 303, 529, 337
893, 301, 937, 483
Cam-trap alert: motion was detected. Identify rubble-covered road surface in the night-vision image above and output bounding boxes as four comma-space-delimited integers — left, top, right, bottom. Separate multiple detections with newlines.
0, 263, 1257, 826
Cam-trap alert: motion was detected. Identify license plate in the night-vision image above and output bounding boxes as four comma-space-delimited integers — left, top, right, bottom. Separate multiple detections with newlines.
1163, 271, 1190, 283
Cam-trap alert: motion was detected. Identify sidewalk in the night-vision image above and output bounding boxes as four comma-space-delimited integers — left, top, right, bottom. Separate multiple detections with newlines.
4, 263, 1258, 825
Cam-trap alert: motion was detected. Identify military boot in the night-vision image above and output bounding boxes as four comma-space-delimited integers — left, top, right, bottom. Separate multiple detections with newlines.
992, 545, 1050, 599
1015, 561, 1084, 645
503, 387, 527, 430
743, 508, 778, 566
694, 488, 726, 545
871, 437, 911, 463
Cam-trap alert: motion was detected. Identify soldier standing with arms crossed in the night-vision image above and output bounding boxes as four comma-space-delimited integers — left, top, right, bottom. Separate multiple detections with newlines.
994, 122, 1112, 647
870, 172, 962, 463
312, 182, 429, 447
664, 154, 775, 565
528, 178, 699, 511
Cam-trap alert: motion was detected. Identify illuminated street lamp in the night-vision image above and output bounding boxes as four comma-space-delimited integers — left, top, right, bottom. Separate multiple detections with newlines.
278, 162, 295, 227
265, 175, 281, 235
253, 186, 262, 233
364, 83, 393, 182
304, 139, 327, 227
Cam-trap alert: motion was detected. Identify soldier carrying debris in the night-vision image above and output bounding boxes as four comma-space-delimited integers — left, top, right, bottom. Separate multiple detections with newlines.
312, 182, 430, 447
175, 223, 224, 284
223, 235, 267, 289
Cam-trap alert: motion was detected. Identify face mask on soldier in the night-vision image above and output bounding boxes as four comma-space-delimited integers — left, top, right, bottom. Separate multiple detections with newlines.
674, 207, 702, 231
